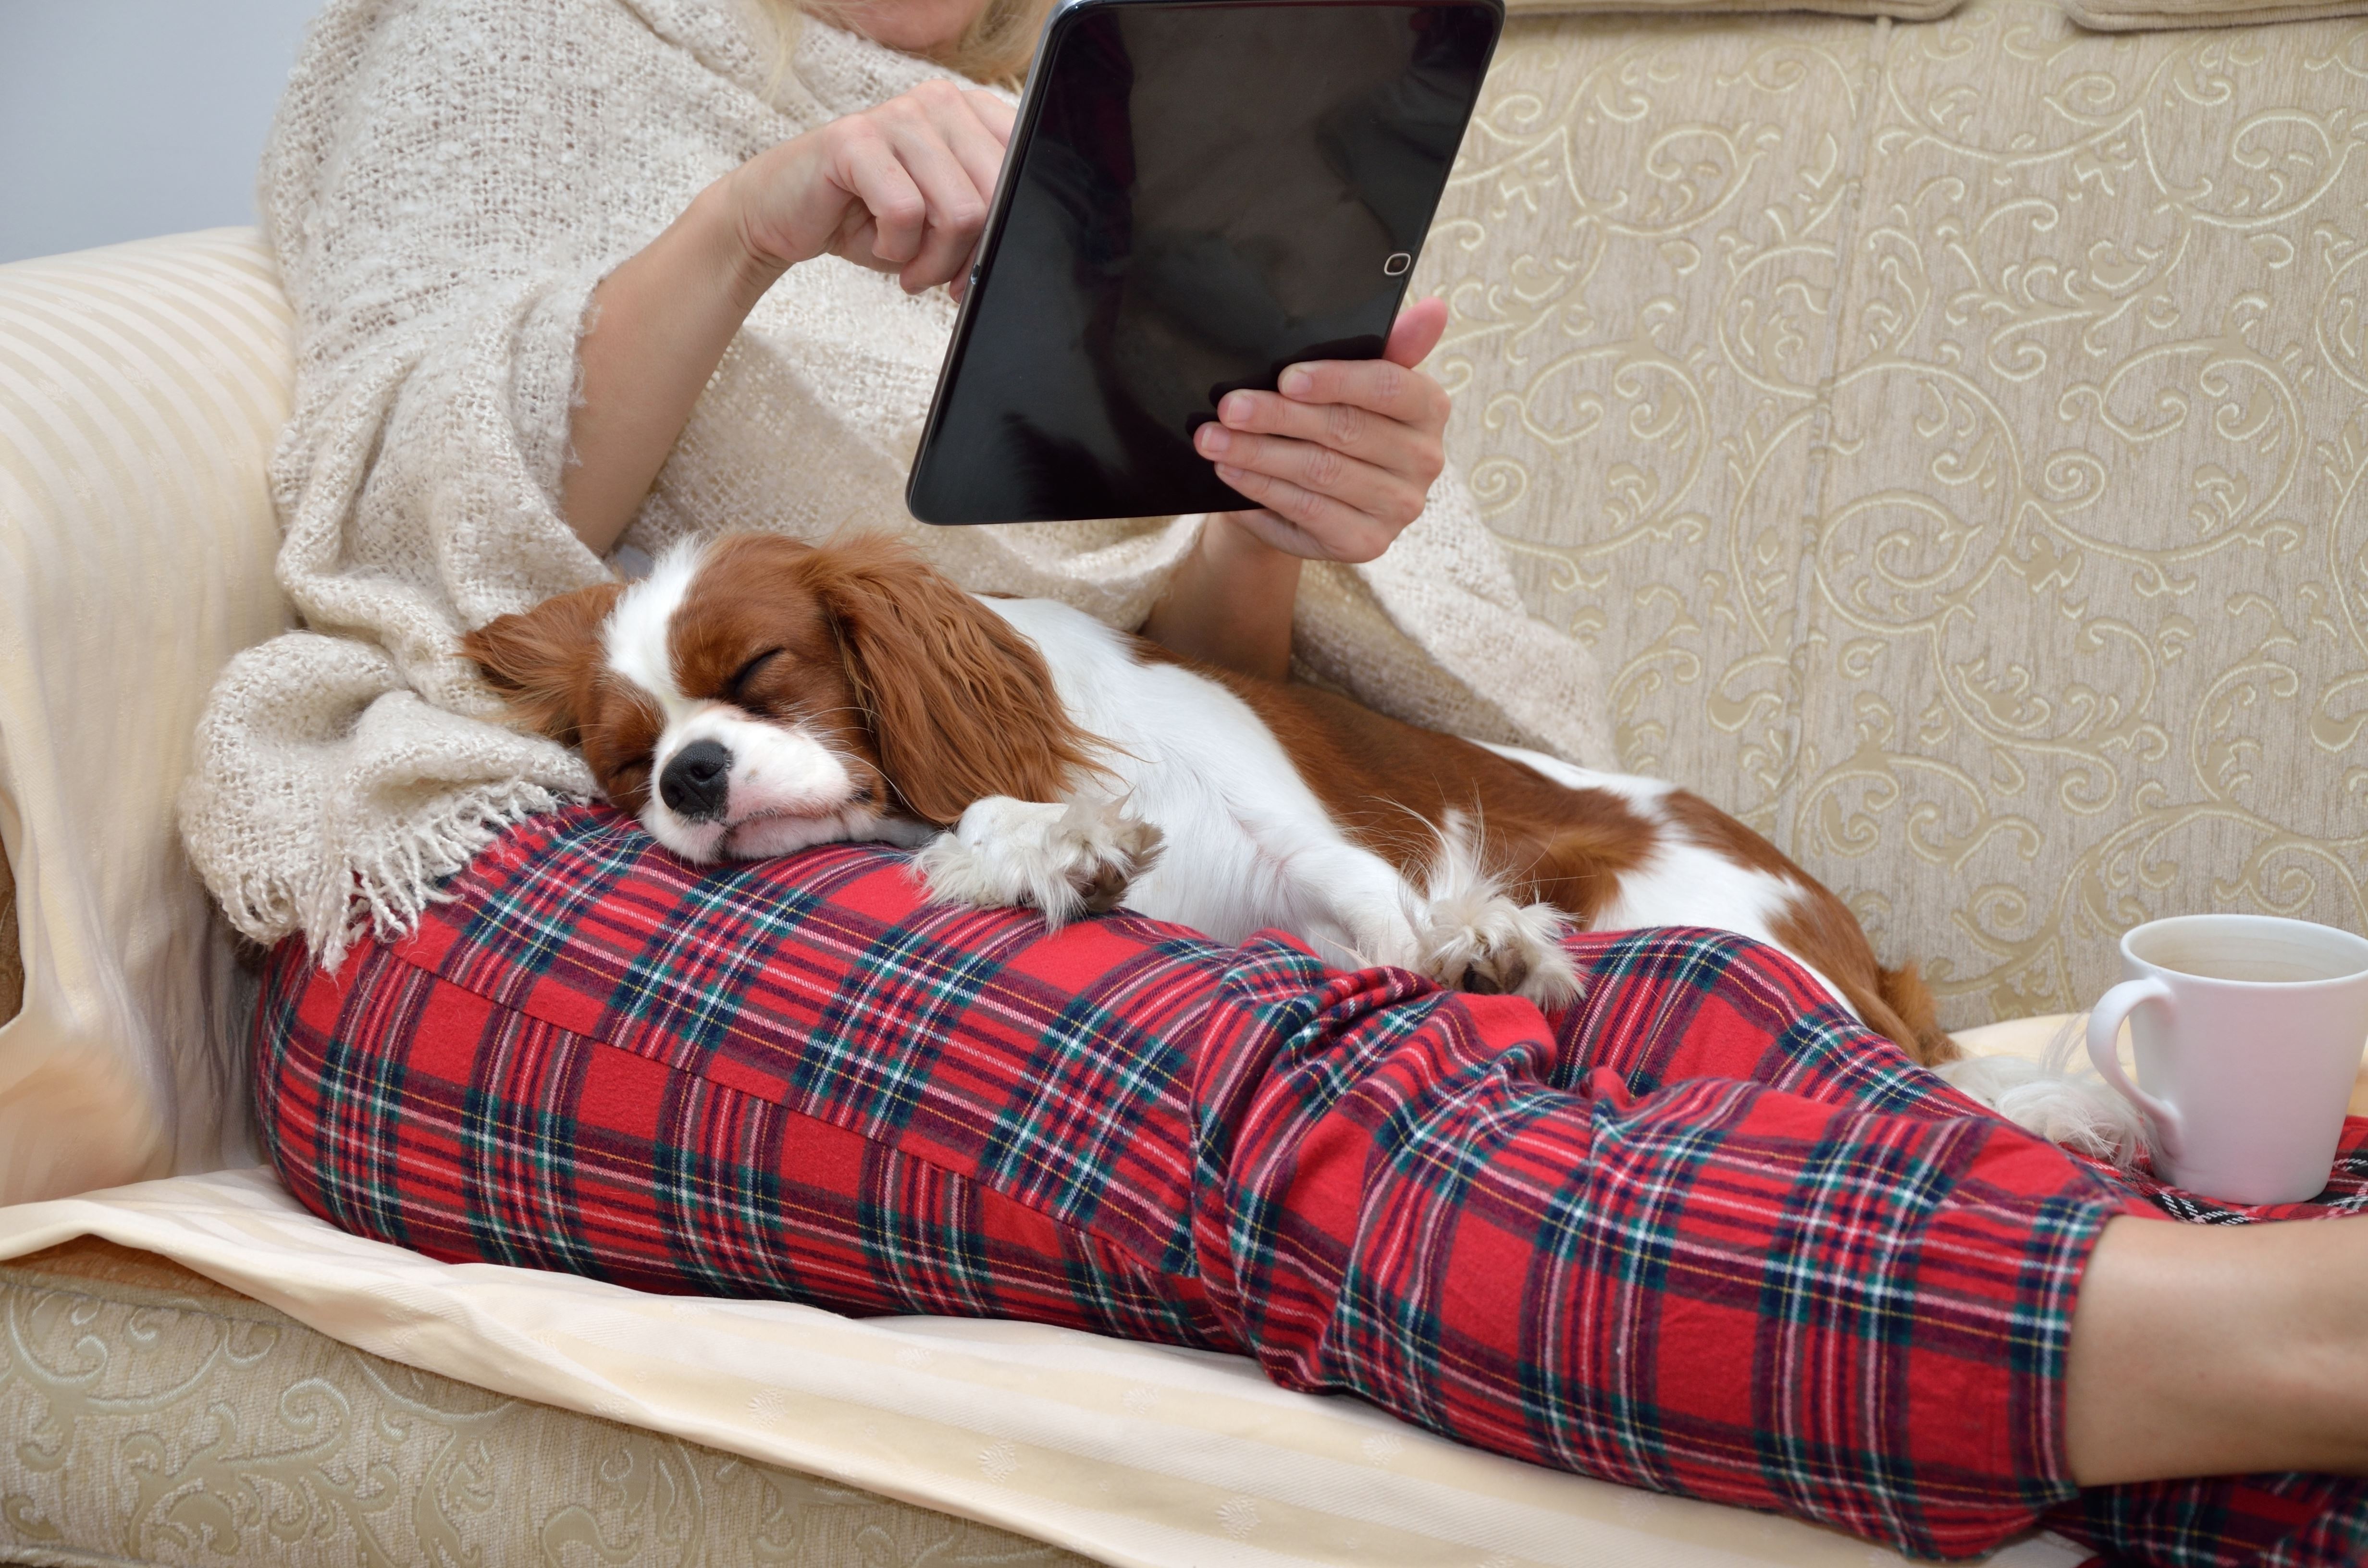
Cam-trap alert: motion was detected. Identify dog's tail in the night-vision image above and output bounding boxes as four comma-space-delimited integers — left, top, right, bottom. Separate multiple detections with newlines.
1819, 962, 1954, 1069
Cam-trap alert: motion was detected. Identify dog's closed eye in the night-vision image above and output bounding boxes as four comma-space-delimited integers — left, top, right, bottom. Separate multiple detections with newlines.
728, 649, 782, 704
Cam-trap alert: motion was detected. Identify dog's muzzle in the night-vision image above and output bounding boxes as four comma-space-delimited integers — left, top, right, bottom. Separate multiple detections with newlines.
659, 739, 732, 821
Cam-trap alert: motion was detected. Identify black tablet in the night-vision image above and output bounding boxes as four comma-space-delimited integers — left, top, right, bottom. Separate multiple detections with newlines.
905, 0, 1502, 525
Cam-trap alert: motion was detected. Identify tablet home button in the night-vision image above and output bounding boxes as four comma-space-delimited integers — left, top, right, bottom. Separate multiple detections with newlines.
1383, 252, 1413, 276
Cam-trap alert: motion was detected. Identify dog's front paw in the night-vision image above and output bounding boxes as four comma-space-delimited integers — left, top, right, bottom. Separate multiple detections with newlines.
913, 797, 1164, 927
1411, 891, 1582, 1009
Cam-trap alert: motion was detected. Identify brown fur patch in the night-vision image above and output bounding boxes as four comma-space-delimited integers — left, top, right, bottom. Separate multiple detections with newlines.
459, 579, 625, 746
461, 579, 678, 813
743, 535, 1105, 824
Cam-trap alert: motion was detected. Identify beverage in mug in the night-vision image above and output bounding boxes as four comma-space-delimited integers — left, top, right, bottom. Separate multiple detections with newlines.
2086, 914, 2368, 1205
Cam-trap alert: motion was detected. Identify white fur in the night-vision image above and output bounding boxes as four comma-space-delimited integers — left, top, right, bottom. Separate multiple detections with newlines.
1406, 812, 1582, 1006
602, 542, 702, 725
915, 798, 1164, 927
957, 600, 1575, 1004
1934, 1019, 2151, 1166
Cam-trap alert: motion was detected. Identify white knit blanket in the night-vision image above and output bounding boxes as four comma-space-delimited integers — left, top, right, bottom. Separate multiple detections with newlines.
178, 0, 1610, 966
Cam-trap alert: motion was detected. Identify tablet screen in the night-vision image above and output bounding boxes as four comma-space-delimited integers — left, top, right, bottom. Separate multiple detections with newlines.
908, 0, 1500, 524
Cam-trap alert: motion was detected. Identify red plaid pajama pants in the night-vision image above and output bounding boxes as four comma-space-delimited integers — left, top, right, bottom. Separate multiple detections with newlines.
255, 805, 2368, 1564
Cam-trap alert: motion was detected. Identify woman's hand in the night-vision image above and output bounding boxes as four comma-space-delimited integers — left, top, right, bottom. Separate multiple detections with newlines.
1195, 296, 1452, 563
1142, 297, 1454, 680
727, 80, 1015, 299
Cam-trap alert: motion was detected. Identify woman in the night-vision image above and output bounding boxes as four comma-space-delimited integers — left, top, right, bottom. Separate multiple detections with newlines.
188, 0, 2368, 1561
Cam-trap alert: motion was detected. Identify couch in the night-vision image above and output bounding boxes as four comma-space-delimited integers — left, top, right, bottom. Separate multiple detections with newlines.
2, 0, 2364, 1562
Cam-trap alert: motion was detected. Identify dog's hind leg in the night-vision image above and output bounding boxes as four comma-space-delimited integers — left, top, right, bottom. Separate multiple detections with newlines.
1404, 811, 1581, 1007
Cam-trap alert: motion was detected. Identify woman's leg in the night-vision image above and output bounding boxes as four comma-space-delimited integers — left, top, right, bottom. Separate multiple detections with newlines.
1191, 931, 2115, 1554
254, 807, 2365, 1565
1558, 935, 2368, 1551
2068, 1215, 2368, 1482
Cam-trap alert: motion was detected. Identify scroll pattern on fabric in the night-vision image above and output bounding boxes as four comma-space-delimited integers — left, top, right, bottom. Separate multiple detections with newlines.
1419, 0, 2368, 1026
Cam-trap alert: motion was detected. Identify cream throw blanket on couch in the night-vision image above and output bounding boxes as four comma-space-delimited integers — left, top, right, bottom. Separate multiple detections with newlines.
178, 0, 1609, 965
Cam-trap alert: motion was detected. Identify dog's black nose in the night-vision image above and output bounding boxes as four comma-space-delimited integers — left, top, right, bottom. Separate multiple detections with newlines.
659, 739, 732, 821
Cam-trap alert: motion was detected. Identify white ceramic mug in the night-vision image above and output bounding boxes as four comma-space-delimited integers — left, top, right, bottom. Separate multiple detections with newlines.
2086, 914, 2368, 1204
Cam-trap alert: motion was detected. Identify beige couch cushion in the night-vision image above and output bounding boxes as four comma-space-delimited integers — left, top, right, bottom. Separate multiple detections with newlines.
0, 1237, 1098, 1568
2060, 0, 2368, 28
1418, 0, 2368, 1030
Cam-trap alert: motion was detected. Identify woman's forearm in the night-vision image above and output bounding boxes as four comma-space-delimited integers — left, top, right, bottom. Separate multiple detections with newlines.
1138, 512, 1304, 681
561, 180, 784, 557
562, 84, 1014, 556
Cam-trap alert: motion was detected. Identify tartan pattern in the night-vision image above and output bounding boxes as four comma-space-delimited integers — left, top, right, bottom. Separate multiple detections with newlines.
255, 805, 2368, 1565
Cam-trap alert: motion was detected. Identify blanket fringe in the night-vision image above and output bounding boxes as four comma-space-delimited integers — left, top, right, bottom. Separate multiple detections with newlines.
204, 783, 580, 971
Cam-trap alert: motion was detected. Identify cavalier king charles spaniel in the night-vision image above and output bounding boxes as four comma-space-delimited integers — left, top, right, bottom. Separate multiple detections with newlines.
459, 532, 1981, 1070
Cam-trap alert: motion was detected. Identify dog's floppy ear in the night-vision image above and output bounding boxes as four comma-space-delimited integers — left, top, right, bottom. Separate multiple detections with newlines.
801, 538, 1103, 825
460, 580, 624, 743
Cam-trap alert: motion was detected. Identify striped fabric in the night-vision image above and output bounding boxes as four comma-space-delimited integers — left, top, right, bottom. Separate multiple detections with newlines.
0, 229, 293, 1203
258, 806, 2368, 1566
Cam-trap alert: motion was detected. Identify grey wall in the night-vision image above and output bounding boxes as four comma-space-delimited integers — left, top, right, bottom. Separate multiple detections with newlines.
0, 0, 321, 265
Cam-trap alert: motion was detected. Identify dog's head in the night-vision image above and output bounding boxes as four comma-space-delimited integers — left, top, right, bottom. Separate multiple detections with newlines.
461, 533, 1099, 861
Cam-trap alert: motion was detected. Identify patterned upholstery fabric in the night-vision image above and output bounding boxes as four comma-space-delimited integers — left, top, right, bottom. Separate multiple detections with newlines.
0, 1239, 1096, 1568
1419, 0, 2368, 1030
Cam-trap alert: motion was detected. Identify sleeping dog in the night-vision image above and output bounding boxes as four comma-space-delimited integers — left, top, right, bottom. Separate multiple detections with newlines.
462, 532, 1961, 1067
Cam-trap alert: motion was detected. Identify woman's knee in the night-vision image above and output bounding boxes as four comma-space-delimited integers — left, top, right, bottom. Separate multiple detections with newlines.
1546, 926, 1846, 1090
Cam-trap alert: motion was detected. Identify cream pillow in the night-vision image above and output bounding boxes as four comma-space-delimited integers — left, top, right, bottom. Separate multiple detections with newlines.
0, 230, 293, 1205
2060, 0, 2364, 24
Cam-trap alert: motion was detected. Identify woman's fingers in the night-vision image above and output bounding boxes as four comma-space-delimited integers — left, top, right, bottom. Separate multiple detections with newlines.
756, 82, 1014, 291
935, 111, 1008, 220
1194, 421, 1425, 535
1384, 293, 1450, 370
942, 90, 1016, 299
1206, 388, 1443, 485
830, 94, 993, 289
1267, 354, 1451, 429
875, 83, 1011, 291
826, 120, 932, 266
958, 86, 1018, 160
1206, 469, 1397, 563
1194, 297, 1455, 562
881, 134, 989, 287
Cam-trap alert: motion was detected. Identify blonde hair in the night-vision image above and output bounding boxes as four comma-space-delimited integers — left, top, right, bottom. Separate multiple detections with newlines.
762, 0, 1049, 87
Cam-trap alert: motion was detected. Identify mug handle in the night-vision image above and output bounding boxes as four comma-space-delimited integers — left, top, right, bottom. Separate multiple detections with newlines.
2086, 978, 2185, 1163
